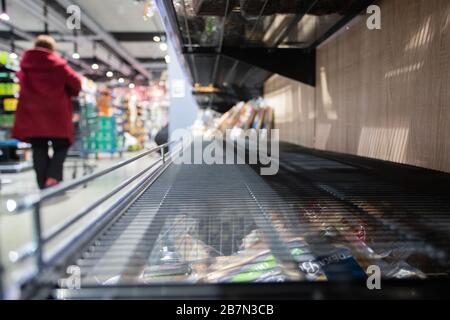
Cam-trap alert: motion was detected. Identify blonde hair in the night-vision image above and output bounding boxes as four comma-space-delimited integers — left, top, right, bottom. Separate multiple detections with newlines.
34, 35, 56, 51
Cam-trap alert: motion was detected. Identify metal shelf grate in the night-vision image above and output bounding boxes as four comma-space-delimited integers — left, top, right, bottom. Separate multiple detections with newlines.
52, 143, 450, 298
71, 162, 304, 286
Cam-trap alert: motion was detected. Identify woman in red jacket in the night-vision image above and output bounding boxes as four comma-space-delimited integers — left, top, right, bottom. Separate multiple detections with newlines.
12, 35, 82, 189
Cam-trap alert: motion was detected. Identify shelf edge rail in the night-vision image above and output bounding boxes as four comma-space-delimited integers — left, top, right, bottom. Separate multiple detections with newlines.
0, 140, 181, 299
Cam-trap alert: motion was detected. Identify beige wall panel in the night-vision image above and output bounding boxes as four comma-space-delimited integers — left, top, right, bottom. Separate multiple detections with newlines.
265, 0, 450, 173
265, 74, 316, 148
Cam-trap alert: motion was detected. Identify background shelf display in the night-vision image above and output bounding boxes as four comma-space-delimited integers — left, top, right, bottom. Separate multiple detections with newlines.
113, 84, 169, 151
77, 80, 125, 156
0, 52, 31, 172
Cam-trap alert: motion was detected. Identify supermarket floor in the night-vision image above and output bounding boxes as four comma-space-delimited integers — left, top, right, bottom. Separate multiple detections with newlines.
0, 154, 133, 194
0, 151, 161, 293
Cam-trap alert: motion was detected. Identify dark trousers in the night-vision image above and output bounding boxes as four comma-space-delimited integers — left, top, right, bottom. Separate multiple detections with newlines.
30, 138, 70, 189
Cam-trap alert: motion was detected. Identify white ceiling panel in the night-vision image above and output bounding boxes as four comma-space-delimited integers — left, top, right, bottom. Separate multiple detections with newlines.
15, 40, 133, 74
120, 41, 166, 58
1, 0, 168, 76
1, 0, 60, 31
73, 0, 164, 32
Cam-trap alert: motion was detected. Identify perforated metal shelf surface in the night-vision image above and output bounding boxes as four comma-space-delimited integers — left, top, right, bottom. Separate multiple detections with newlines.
52, 143, 450, 299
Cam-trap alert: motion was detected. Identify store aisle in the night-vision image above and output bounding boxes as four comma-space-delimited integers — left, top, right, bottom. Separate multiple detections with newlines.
1, 154, 126, 195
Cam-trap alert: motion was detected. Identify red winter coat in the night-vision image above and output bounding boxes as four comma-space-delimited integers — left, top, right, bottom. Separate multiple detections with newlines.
12, 48, 82, 144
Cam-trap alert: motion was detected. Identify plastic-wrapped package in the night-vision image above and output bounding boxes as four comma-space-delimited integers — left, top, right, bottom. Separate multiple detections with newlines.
160, 215, 217, 263
374, 245, 428, 279
204, 250, 285, 283
141, 263, 193, 284
383, 262, 427, 279
298, 203, 429, 280
251, 108, 266, 129
313, 245, 367, 281
201, 226, 325, 283
295, 206, 370, 280
263, 107, 275, 129
239, 103, 257, 129
240, 229, 265, 250
175, 234, 213, 262
142, 215, 219, 283
287, 239, 328, 281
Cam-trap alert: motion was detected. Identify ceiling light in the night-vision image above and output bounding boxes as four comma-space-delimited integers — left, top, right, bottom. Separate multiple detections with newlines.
153, 36, 161, 42
106, 71, 114, 78
6, 199, 17, 213
160, 43, 168, 51
118, 78, 125, 84
9, 52, 17, 60
0, 12, 9, 21
164, 55, 171, 64
91, 63, 99, 70
0, 0, 9, 21
144, 0, 157, 19
72, 52, 80, 60
128, 83, 135, 89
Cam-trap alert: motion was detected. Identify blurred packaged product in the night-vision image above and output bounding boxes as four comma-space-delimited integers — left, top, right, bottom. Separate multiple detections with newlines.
142, 263, 192, 284
0, 114, 15, 127
123, 132, 140, 151
0, 51, 31, 170
215, 99, 275, 134
3, 98, 18, 112
297, 202, 428, 280
0, 51, 19, 71
97, 88, 113, 116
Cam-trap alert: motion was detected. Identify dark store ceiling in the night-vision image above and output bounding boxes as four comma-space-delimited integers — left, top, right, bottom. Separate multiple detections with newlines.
156, 0, 374, 112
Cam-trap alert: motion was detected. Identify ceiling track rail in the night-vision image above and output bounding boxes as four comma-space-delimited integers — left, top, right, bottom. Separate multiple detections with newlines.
0, 19, 93, 73
54, 0, 151, 79
10, 0, 132, 75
